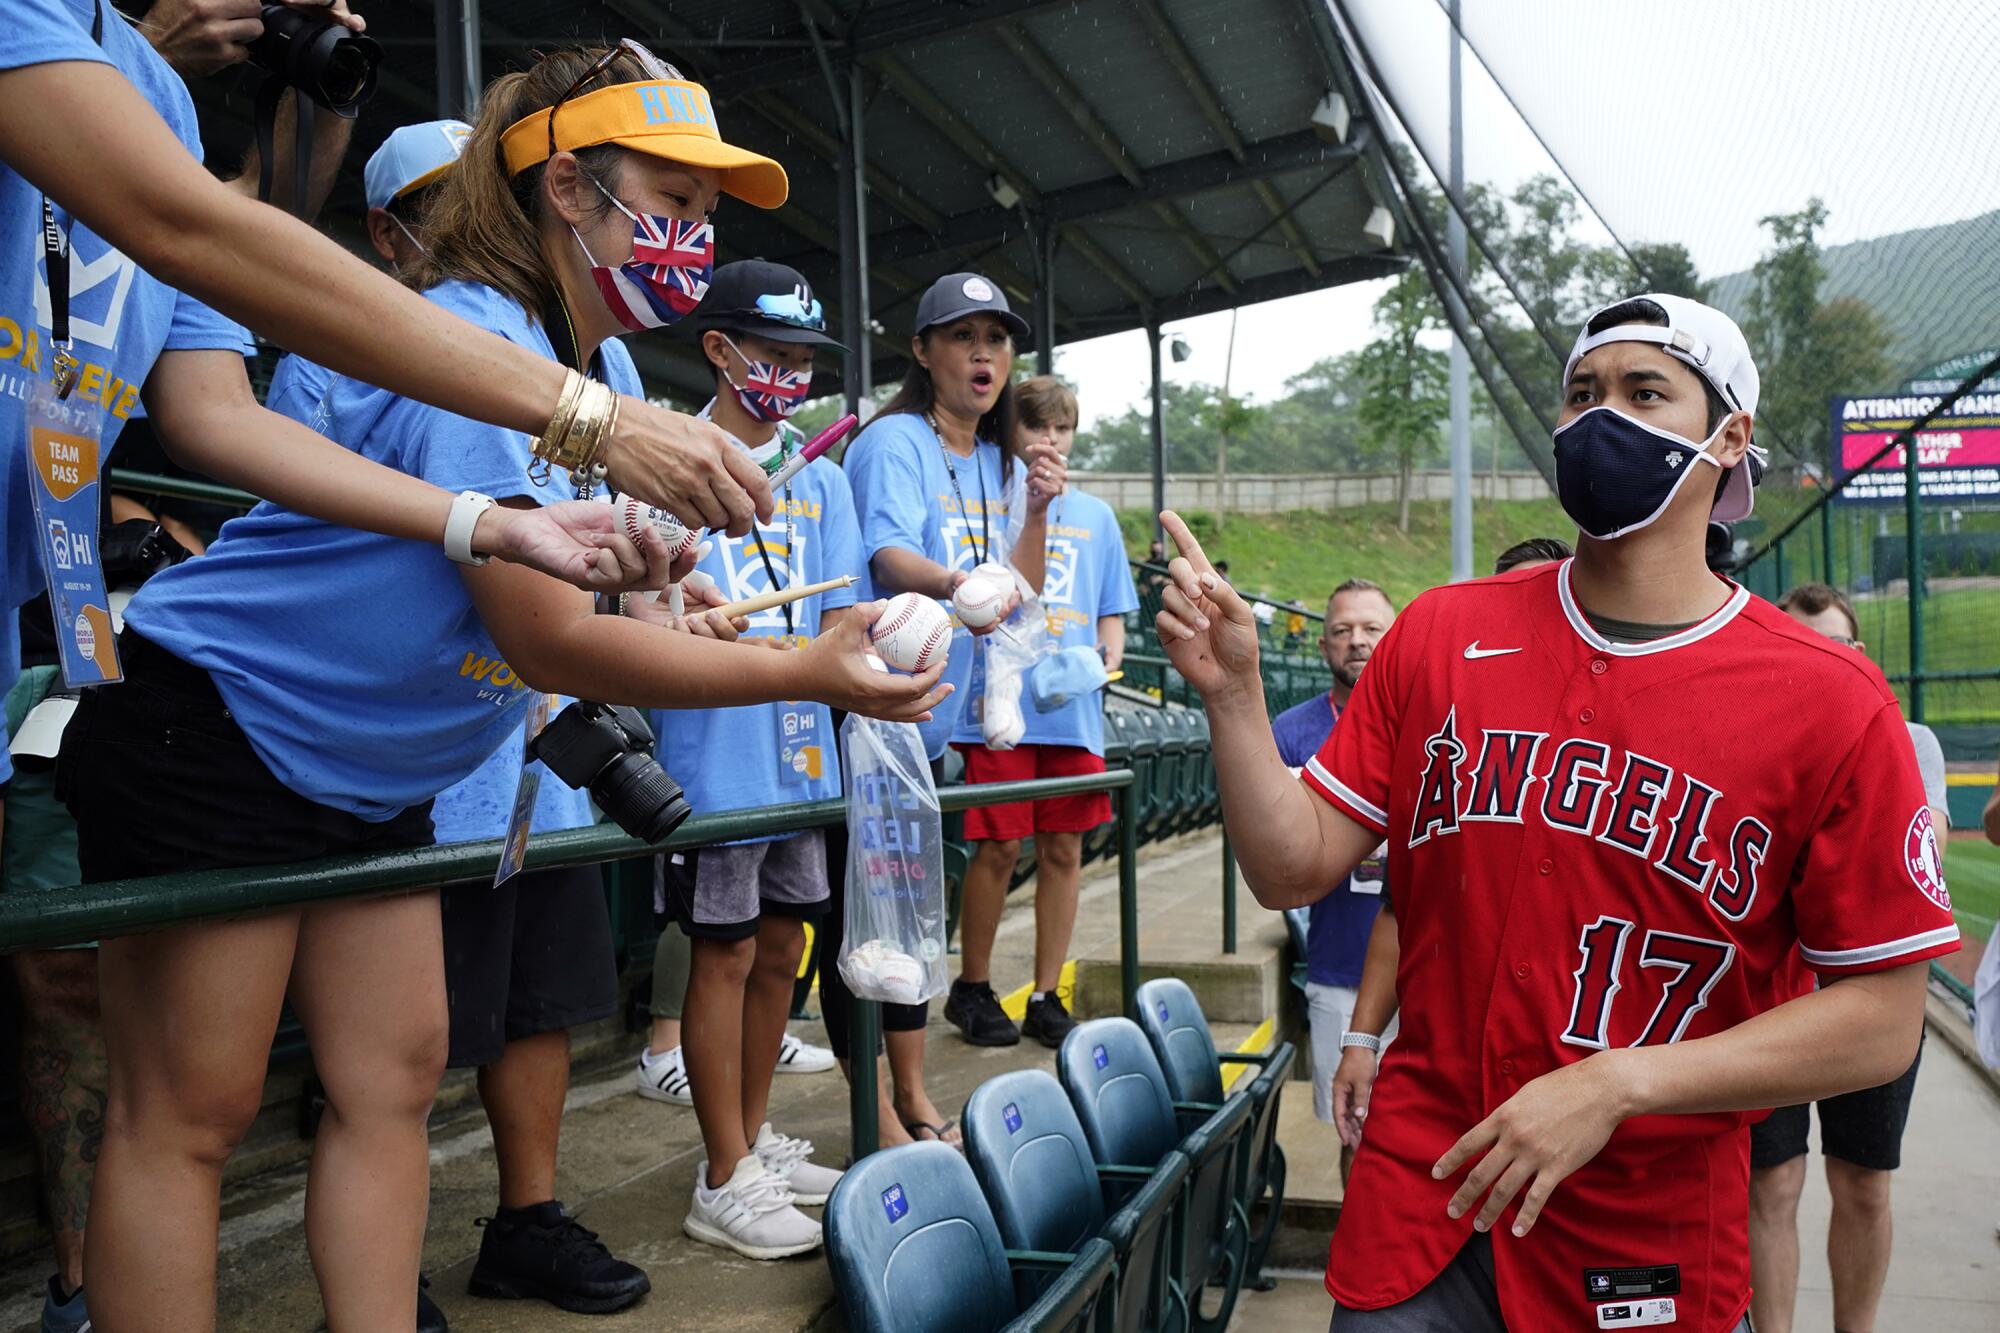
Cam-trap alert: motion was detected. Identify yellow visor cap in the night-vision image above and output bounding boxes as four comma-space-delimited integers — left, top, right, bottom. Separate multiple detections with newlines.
499, 79, 788, 209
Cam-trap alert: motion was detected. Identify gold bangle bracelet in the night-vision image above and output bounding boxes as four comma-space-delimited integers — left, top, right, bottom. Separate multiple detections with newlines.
564, 379, 617, 478
534, 369, 589, 469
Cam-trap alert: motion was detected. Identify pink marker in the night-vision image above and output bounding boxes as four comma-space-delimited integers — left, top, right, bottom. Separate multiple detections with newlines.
768, 413, 858, 489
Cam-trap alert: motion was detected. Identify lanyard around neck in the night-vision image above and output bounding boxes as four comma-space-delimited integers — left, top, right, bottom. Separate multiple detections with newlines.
929, 412, 989, 566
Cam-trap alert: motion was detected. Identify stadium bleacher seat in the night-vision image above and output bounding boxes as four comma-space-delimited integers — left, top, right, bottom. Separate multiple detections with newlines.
964, 1069, 1189, 1333
825, 1141, 1115, 1333
1058, 1019, 1251, 1333
1135, 978, 1295, 1288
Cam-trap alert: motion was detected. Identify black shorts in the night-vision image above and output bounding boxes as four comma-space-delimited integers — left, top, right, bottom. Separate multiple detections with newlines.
58, 630, 434, 883
1750, 1034, 1923, 1172
441, 863, 618, 1068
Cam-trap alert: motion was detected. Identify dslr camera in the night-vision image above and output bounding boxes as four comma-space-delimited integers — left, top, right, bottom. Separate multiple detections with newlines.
246, 4, 382, 114
530, 702, 692, 843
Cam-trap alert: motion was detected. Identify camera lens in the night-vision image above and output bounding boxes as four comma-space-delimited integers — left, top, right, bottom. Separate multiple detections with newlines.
318, 42, 373, 107
592, 752, 693, 844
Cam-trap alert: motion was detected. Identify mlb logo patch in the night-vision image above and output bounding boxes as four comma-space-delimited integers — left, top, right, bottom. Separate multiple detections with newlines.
1003, 1103, 1023, 1134
881, 1184, 908, 1224
1589, 1274, 1614, 1298
1092, 1044, 1109, 1070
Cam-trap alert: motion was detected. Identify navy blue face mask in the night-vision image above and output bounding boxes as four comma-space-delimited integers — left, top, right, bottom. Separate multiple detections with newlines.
1552, 406, 1731, 540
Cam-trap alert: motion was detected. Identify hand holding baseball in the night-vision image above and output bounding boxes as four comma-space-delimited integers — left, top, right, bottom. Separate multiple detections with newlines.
1153, 511, 1260, 699
484, 500, 684, 594
803, 601, 952, 722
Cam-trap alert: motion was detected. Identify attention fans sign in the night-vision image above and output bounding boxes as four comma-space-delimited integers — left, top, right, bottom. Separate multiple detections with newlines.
1829, 392, 2000, 503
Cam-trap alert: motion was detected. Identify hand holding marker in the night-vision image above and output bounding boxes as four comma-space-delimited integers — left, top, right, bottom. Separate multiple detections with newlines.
613, 414, 860, 617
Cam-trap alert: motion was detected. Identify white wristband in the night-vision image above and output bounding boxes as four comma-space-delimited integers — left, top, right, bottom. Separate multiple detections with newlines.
1340, 1031, 1383, 1054
444, 490, 497, 566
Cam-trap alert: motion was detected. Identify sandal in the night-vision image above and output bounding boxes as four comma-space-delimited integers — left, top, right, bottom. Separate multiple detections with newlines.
903, 1118, 963, 1151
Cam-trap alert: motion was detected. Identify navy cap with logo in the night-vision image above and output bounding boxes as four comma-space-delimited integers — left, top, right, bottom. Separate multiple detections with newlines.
914, 271, 1030, 344
685, 258, 844, 347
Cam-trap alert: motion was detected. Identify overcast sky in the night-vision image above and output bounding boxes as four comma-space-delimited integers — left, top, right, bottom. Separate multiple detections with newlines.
1060, 0, 1999, 431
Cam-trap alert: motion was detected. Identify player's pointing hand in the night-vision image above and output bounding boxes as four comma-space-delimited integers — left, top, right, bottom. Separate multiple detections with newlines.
1431, 1053, 1635, 1238
1153, 511, 1261, 699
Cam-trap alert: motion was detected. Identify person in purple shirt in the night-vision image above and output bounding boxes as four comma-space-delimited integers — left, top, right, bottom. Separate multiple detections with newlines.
1270, 578, 1397, 1175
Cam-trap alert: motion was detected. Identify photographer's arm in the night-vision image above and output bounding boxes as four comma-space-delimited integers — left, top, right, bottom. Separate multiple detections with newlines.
466, 536, 950, 721
0, 58, 771, 535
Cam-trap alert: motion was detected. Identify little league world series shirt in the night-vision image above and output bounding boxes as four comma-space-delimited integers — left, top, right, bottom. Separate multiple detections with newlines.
952, 487, 1139, 755
0, 0, 248, 779
652, 425, 861, 839
1302, 559, 1958, 1331
843, 411, 1006, 758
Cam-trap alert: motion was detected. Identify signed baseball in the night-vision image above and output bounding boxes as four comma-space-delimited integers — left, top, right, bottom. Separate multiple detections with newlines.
611, 494, 698, 563
870, 593, 951, 673
952, 575, 1006, 630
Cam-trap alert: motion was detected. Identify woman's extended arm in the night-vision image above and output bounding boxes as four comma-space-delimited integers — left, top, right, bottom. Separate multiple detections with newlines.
144, 351, 675, 591
0, 59, 769, 535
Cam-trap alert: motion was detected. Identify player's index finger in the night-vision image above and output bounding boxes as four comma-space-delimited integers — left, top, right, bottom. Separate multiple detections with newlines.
1159, 510, 1214, 576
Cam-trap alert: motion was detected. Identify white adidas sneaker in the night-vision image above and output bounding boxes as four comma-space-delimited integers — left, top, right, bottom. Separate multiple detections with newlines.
634, 1046, 692, 1107
774, 1031, 836, 1074
683, 1156, 822, 1260
752, 1122, 843, 1206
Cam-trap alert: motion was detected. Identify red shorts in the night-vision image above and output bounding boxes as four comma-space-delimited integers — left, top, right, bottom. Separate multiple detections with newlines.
955, 743, 1111, 841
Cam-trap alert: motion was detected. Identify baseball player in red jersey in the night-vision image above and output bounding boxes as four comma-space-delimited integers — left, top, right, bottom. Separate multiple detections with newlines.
1153, 293, 1958, 1333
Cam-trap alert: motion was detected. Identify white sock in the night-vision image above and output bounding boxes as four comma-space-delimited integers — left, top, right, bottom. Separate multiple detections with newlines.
1031, 991, 1047, 1003
641, 1044, 679, 1069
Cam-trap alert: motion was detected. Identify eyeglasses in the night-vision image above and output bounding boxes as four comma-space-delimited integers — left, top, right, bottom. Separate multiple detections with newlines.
545, 38, 679, 162
755, 292, 826, 330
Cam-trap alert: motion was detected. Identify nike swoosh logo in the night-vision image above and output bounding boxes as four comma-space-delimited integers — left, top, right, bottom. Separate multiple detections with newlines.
1463, 642, 1522, 659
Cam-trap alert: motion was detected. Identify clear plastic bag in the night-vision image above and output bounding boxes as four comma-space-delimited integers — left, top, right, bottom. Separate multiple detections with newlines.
838, 712, 949, 1005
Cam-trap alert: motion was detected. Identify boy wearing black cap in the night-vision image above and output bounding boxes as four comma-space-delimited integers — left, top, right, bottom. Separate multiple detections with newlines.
642, 260, 858, 1258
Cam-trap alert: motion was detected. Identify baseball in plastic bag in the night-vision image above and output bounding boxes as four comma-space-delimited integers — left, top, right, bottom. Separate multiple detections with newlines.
838, 712, 949, 1005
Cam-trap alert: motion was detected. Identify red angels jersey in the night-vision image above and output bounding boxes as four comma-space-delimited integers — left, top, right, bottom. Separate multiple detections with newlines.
1302, 560, 1958, 1332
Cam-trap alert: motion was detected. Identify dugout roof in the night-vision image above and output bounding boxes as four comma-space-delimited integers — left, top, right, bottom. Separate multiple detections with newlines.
194, 0, 1405, 402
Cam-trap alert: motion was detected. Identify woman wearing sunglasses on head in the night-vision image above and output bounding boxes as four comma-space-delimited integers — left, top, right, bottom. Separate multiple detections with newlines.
54, 43, 948, 1333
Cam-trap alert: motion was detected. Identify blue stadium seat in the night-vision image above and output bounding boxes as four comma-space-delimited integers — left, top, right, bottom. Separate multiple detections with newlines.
1135, 978, 1296, 1289
1058, 1018, 1251, 1333
965, 1069, 1190, 1333
825, 1141, 1114, 1333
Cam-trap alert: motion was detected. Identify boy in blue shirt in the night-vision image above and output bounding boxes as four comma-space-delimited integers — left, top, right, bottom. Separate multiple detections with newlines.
1270, 578, 1396, 1166
947, 377, 1136, 1047
645, 261, 858, 1259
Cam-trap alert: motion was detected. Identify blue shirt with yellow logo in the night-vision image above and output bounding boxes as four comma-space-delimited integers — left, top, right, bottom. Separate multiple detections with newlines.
651, 419, 861, 839
952, 487, 1138, 755
0, 0, 248, 780
842, 410, 1007, 759
125, 281, 634, 820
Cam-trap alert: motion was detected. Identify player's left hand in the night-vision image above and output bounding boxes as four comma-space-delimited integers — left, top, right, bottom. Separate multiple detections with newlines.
485, 501, 690, 594
1432, 1054, 1631, 1237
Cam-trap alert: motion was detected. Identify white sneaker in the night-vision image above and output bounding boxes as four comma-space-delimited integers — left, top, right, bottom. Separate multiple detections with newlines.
683, 1156, 822, 1259
753, 1122, 843, 1206
634, 1046, 692, 1106
774, 1031, 836, 1075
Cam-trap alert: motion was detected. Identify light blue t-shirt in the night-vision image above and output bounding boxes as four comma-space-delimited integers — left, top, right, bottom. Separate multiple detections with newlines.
127, 281, 639, 820
954, 488, 1139, 755
842, 411, 1007, 759
0, 0, 248, 781
652, 422, 862, 840
428, 696, 595, 842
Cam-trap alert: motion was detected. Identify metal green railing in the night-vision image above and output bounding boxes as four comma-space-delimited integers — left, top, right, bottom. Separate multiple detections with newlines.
0, 769, 1135, 1163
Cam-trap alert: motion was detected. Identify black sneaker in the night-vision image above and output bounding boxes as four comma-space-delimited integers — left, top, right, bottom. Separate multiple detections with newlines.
467, 1201, 651, 1315
944, 979, 1021, 1047
1021, 993, 1078, 1049
417, 1275, 448, 1333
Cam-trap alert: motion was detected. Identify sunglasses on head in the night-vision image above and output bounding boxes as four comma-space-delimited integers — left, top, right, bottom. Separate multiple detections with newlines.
545, 38, 681, 161
754, 292, 826, 330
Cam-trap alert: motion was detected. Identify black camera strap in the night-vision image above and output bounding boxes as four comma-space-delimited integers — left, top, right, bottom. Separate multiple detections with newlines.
38, 2, 107, 379
253, 75, 316, 215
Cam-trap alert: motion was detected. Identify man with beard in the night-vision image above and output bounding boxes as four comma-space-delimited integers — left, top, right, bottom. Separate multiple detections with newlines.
1273, 579, 1397, 1174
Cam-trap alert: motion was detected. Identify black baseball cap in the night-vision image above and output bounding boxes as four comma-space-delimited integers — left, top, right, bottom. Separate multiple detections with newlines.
914, 271, 1030, 343
685, 259, 844, 347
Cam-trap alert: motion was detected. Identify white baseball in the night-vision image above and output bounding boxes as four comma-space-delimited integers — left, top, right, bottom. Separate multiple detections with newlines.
952, 575, 1005, 630
869, 592, 952, 673
611, 493, 698, 562
971, 561, 1014, 591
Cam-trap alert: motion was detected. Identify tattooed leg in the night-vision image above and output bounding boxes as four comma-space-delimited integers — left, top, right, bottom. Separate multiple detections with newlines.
12, 947, 106, 1294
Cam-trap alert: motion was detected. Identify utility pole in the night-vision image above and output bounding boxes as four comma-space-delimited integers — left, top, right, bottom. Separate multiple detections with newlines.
1446, 0, 1473, 581
1216, 307, 1238, 531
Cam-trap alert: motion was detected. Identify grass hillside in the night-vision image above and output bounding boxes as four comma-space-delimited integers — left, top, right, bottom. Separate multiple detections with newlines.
1118, 497, 1574, 608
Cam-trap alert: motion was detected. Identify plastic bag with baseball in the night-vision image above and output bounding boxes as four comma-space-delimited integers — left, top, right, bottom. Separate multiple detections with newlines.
837, 711, 949, 1006
973, 469, 1056, 749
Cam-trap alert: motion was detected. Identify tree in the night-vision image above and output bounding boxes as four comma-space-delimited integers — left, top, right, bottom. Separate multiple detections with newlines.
1353, 271, 1450, 532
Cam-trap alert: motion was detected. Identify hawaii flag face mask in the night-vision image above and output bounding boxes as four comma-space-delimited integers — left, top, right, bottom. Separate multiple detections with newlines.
573, 181, 714, 331
720, 335, 811, 421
